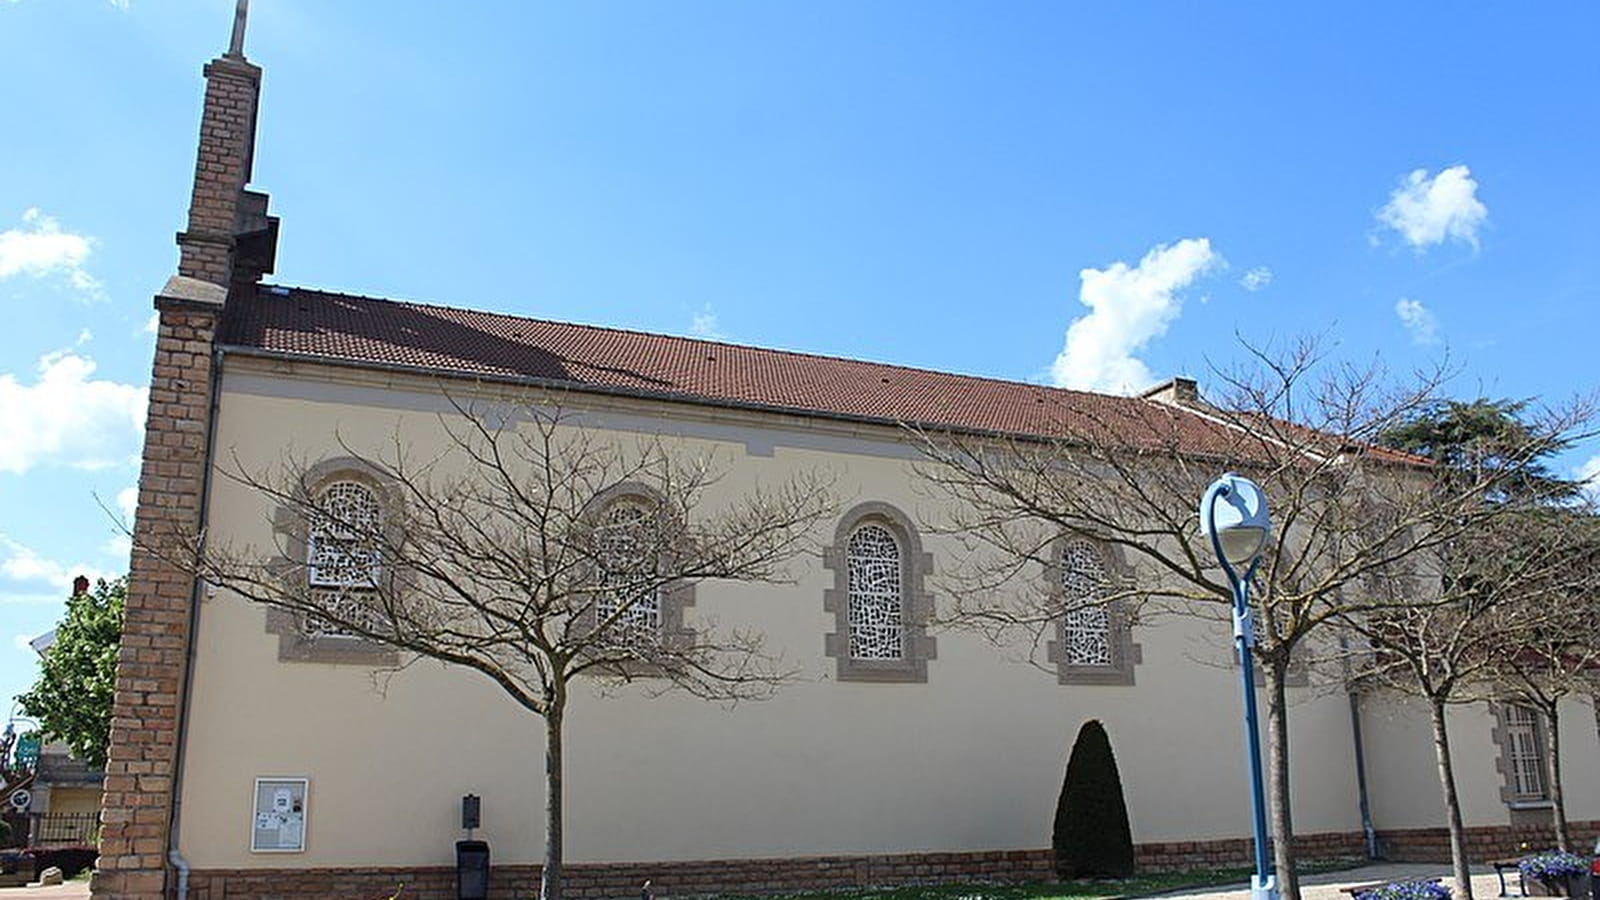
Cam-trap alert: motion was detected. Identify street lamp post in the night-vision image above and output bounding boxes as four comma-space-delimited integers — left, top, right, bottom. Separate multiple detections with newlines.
1200, 472, 1278, 900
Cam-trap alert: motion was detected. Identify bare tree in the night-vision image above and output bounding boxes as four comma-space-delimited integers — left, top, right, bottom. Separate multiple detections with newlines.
182, 397, 835, 900
911, 339, 1579, 900
1347, 509, 1589, 900
1485, 511, 1600, 852
1371, 396, 1600, 869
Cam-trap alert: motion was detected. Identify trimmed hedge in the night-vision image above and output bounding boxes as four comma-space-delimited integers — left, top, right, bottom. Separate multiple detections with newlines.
1052, 719, 1134, 879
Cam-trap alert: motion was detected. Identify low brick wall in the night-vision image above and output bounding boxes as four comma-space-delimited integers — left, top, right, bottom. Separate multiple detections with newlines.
1379, 820, 1600, 863
1135, 830, 1368, 871
181, 832, 1371, 900
176, 823, 1600, 899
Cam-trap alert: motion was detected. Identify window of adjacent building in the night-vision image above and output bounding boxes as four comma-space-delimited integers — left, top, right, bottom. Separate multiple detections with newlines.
846, 523, 905, 661
1503, 704, 1549, 802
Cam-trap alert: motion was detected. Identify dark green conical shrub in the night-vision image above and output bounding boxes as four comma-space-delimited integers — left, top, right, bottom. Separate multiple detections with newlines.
1052, 719, 1135, 879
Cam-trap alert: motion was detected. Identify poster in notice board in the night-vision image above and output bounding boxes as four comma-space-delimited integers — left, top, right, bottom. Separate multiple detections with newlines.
251, 777, 308, 852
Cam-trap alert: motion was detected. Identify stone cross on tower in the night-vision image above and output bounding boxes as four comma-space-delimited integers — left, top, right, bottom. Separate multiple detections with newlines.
227, 0, 249, 59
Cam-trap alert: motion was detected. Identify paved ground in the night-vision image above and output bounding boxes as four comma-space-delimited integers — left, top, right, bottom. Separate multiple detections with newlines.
0, 884, 90, 899
1152, 863, 1516, 900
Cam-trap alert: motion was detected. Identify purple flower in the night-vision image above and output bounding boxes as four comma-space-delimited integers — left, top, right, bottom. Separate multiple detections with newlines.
1354, 881, 1453, 900
1520, 851, 1588, 882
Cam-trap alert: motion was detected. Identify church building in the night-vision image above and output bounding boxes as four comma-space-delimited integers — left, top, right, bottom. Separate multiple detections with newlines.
91, 7, 1600, 900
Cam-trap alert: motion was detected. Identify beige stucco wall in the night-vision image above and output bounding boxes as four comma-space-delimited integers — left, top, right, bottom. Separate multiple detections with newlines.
173, 360, 1593, 869
1363, 693, 1600, 831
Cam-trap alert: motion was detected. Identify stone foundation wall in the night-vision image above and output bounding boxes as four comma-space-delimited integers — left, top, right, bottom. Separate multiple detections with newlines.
1380, 820, 1600, 863
174, 823, 1600, 900
180, 832, 1370, 900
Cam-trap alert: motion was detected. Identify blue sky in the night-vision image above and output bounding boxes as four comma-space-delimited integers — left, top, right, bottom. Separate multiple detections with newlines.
2, 1, 1598, 713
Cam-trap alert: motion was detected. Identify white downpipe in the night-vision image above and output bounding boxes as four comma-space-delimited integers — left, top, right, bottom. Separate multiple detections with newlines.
168, 849, 190, 900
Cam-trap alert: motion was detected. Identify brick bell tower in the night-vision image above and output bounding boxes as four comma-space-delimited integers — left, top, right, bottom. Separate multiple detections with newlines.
93, 2, 275, 897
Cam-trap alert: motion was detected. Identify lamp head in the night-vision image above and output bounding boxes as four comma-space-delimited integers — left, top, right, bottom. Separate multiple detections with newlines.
1201, 473, 1272, 566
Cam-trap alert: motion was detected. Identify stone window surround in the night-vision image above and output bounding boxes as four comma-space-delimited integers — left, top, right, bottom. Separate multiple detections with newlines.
1489, 702, 1554, 824
1045, 536, 1142, 686
573, 481, 697, 677
822, 501, 937, 683
265, 456, 400, 665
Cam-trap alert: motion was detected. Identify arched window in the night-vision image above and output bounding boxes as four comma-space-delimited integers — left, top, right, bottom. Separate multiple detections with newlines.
307, 481, 382, 588
1048, 537, 1140, 685
1060, 539, 1112, 667
265, 457, 400, 665
593, 499, 663, 646
303, 480, 385, 639
576, 484, 697, 669
846, 523, 904, 660
823, 502, 935, 682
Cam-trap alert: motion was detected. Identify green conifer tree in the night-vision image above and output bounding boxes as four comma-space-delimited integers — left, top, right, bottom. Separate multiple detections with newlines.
1052, 719, 1135, 879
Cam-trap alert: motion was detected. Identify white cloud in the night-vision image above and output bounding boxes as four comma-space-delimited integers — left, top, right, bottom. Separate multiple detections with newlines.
0, 350, 147, 474
1050, 238, 1221, 394
1, 536, 76, 585
144, 312, 160, 336
103, 486, 138, 559
1239, 267, 1272, 292
116, 485, 138, 523
689, 303, 728, 341
0, 208, 102, 296
1576, 456, 1600, 504
1395, 297, 1439, 344
13, 633, 37, 653
1377, 165, 1488, 250
102, 485, 139, 560
0, 534, 110, 592
103, 534, 132, 561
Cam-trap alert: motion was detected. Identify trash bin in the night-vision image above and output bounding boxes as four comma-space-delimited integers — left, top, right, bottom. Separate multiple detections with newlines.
457, 839, 489, 900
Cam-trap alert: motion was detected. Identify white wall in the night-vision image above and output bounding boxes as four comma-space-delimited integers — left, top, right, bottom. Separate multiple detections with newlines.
173, 362, 1576, 868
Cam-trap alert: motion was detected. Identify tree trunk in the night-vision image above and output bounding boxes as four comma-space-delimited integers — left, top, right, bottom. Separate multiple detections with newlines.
1264, 662, 1300, 900
541, 703, 566, 900
1544, 704, 1570, 851
1429, 697, 1473, 900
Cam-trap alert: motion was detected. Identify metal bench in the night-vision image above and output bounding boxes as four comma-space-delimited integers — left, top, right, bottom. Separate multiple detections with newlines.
1490, 858, 1528, 897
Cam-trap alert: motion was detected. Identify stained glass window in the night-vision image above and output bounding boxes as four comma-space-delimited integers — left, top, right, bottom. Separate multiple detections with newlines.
304, 481, 382, 638
307, 482, 381, 588
847, 524, 903, 660
594, 501, 662, 646
1061, 539, 1112, 667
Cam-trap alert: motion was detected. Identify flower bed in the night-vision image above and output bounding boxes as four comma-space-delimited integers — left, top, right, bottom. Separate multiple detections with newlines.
1521, 852, 1588, 883
1352, 880, 1452, 900
1520, 851, 1592, 900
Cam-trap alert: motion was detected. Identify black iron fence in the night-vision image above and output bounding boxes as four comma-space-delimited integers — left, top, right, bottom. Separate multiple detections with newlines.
3, 812, 100, 848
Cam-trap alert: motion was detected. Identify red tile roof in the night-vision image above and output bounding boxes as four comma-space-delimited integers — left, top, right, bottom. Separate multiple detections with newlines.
214, 286, 1276, 456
